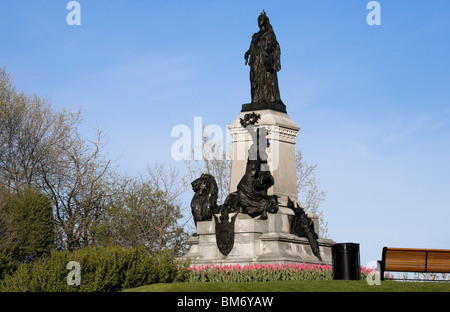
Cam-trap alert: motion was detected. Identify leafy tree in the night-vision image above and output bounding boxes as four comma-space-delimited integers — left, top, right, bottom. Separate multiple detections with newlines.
0, 67, 81, 191
1, 67, 193, 256
0, 67, 112, 251
100, 164, 189, 255
41, 129, 113, 251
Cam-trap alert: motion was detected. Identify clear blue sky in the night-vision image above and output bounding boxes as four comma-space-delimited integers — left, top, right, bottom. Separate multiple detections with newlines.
1, 1, 450, 267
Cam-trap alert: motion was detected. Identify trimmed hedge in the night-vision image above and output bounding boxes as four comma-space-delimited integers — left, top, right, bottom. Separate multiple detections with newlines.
0, 246, 189, 292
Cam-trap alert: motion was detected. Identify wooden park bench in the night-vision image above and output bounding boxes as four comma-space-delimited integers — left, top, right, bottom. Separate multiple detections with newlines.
378, 247, 450, 281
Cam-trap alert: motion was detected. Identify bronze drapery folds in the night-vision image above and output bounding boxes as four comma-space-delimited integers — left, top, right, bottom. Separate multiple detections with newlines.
244, 10, 282, 104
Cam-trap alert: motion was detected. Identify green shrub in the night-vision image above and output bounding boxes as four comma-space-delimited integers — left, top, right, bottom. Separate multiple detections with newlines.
0, 246, 188, 292
9, 186, 54, 263
0, 252, 17, 280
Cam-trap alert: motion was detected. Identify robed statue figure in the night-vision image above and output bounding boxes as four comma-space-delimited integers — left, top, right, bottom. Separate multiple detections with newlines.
244, 10, 282, 104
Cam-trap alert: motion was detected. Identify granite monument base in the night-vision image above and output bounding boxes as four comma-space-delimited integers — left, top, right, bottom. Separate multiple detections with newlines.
183, 207, 335, 267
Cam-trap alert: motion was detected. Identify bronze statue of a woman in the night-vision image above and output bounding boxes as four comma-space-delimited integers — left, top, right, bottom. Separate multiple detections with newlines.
244, 10, 282, 104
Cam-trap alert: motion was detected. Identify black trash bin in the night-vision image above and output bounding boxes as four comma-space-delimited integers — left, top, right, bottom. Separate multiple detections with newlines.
332, 243, 360, 280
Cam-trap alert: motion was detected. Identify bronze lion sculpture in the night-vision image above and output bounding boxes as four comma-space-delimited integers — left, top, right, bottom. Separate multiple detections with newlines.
190, 173, 219, 226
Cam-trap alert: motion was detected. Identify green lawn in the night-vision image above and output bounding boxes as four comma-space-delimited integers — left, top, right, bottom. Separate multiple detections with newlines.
125, 280, 450, 292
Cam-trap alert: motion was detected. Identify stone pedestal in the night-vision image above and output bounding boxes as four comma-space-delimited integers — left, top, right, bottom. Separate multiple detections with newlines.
183, 210, 334, 266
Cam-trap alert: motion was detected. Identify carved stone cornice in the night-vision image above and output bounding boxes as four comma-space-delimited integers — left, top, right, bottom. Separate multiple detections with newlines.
228, 124, 299, 144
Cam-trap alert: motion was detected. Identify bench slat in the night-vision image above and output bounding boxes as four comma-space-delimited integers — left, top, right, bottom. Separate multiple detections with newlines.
427, 252, 450, 273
